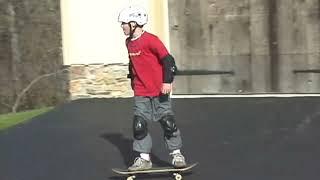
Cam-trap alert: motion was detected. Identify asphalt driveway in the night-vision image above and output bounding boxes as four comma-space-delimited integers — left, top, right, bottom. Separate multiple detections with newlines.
1, 97, 320, 180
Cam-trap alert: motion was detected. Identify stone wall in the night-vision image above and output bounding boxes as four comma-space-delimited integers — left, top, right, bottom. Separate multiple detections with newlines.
67, 63, 133, 100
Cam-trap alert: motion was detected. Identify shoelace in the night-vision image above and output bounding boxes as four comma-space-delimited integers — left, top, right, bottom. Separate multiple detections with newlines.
171, 153, 184, 163
133, 157, 143, 166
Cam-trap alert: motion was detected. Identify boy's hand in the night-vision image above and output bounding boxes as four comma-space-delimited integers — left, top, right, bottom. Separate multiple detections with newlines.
161, 83, 172, 94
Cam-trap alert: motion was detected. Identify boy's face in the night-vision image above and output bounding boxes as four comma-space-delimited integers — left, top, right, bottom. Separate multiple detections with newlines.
121, 22, 131, 36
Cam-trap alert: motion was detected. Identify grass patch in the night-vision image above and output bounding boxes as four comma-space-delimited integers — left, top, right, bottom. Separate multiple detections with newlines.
0, 107, 53, 131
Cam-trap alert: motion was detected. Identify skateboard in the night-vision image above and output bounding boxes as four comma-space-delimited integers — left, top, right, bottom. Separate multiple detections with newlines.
112, 163, 198, 180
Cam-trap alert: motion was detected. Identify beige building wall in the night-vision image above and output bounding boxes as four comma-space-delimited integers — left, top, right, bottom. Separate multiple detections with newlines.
61, 0, 170, 65
60, 0, 170, 99
149, 0, 170, 50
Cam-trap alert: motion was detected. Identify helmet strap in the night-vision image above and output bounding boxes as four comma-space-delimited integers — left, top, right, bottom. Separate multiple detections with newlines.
129, 22, 137, 40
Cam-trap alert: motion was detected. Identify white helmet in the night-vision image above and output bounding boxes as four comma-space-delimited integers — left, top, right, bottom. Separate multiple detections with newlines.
118, 6, 148, 26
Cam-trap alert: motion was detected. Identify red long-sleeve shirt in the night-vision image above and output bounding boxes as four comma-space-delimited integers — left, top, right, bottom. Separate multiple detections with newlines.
126, 31, 169, 96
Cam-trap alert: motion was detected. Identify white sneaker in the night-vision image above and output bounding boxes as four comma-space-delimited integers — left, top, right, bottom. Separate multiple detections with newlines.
128, 157, 152, 171
170, 152, 187, 168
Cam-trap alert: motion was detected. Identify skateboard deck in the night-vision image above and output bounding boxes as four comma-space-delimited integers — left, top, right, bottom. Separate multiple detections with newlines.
112, 163, 198, 180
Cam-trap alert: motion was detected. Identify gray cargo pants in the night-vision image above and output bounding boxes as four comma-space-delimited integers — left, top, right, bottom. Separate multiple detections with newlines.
132, 95, 183, 153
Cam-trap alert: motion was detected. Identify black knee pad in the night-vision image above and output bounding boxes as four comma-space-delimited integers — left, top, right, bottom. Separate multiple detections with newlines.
133, 115, 148, 140
159, 115, 178, 139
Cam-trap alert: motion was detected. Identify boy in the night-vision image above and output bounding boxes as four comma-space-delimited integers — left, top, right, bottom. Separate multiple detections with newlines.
118, 6, 187, 171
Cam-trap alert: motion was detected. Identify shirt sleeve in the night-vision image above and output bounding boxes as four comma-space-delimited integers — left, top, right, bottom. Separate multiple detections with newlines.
149, 35, 169, 60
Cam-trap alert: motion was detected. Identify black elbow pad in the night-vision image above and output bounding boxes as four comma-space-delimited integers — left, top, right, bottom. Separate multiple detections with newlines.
127, 74, 132, 79
127, 61, 134, 80
161, 54, 178, 83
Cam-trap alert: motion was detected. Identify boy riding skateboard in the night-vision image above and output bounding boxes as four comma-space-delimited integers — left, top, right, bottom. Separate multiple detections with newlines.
118, 6, 187, 171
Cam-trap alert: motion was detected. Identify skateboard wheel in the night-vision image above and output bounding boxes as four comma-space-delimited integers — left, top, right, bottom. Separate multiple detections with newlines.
173, 173, 182, 180
127, 175, 136, 180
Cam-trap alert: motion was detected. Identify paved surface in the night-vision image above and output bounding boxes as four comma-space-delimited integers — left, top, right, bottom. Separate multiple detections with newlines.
1, 97, 320, 180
